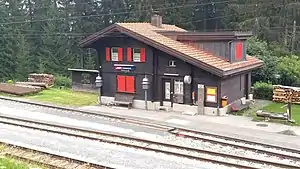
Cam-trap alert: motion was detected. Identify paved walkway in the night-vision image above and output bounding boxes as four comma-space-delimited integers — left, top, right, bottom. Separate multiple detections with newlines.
79, 105, 300, 149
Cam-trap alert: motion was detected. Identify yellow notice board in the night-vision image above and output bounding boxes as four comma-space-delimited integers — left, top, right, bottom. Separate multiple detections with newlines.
206, 87, 217, 103
207, 88, 217, 95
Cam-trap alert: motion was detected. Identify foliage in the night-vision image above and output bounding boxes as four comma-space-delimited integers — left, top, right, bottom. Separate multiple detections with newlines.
54, 75, 72, 88
247, 37, 279, 83
0, 0, 299, 84
253, 82, 273, 100
7, 80, 13, 84
25, 88, 98, 106
276, 55, 300, 87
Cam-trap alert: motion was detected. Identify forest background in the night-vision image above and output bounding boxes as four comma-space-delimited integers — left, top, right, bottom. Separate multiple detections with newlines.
0, 0, 299, 89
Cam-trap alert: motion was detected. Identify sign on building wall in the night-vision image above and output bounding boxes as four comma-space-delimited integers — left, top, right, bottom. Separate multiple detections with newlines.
114, 64, 136, 72
206, 87, 217, 103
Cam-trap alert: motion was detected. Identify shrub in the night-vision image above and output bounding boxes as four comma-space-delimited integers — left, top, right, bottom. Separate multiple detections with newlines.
7, 80, 14, 84
253, 82, 273, 100
54, 75, 72, 88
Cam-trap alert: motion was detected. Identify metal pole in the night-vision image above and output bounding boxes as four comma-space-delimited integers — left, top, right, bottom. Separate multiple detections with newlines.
145, 89, 148, 110
99, 87, 102, 105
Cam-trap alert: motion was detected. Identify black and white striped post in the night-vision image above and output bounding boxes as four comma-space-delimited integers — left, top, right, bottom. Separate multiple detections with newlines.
95, 74, 103, 105
142, 76, 150, 110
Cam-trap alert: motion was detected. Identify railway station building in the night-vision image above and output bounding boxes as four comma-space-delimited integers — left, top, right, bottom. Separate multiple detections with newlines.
71, 14, 263, 116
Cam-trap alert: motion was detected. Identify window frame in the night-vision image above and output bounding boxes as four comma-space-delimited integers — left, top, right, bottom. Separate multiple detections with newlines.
168, 60, 176, 67
111, 47, 119, 61
132, 48, 141, 62
174, 80, 184, 95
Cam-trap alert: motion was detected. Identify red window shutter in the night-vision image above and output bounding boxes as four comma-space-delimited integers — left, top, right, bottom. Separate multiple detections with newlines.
117, 75, 126, 92
105, 47, 110, 61
140, 48, 146, 62
235, 42, 243, 60
126, 76, 135, 93
127, 48, 132, 62
118, 48, 123, 61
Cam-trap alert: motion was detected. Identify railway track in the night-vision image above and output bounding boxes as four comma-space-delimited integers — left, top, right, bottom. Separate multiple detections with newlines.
1, 142, 112, 169
169, 128, 300, 160
0, 114, 299, 169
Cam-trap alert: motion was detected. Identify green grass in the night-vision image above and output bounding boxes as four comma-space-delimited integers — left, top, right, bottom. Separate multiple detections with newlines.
233, 101, 300, 125
24, 88, 98, 106
0, 156, 41, 169
259, 102, 300, 125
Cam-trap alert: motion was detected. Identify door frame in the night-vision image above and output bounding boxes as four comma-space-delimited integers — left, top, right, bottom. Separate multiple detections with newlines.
161, 78, 174, 107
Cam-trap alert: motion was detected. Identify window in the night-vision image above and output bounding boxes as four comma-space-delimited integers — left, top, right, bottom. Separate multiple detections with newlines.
174, 80, 184, 95
117, 75, 135, 93
133, 48, 141, 62
168, 60, 176, 67
105, 47, 123, 62
111, 47, 119, 61
127, 47, 146, 62
235, 42, 243, 60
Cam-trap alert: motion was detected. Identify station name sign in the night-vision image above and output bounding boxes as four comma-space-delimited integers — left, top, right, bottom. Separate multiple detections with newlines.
114, 64, 136, 72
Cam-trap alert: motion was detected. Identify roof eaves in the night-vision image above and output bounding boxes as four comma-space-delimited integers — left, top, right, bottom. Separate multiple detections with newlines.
223, 61, 264, 77
78, 24, 120, 47
117, 26, 225, 77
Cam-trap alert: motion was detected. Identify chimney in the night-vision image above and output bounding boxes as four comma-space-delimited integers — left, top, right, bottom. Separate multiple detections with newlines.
151, 14, 162, 28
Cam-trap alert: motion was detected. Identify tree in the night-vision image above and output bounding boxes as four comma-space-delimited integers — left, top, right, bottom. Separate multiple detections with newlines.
247, 37, 279, 83
277, 55, 300, 86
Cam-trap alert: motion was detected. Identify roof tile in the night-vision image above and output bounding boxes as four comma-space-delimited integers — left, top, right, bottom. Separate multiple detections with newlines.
81, 22, 263, 76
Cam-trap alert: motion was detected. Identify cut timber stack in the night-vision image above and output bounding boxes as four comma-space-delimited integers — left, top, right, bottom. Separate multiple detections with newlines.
273, 85, 300, 104
28, 73, 55, 87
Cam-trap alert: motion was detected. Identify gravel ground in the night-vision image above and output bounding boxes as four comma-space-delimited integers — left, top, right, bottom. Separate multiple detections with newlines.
0, 123, 235, 169
178, 131, 300, 158
0, 118, 296, 169
1, 99, 299, 168
0, 100, 170, 137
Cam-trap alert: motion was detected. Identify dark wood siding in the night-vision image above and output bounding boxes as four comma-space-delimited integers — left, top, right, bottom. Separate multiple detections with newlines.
181, 41, 230, 61
94, 36, 154, 101
192, 66, 220, 107
70, 70, 99, 93
221, 74, 249, 104
155, 50, 192, 104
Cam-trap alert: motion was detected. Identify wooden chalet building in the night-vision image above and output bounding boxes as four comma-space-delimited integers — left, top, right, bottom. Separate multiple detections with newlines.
73, 14, 264, 116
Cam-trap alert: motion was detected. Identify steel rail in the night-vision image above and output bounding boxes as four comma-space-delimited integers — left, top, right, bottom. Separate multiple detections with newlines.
1, 96, 299, 155
0, 115, 299, 169
169, 128, 300, 158
1, 143, 112, 169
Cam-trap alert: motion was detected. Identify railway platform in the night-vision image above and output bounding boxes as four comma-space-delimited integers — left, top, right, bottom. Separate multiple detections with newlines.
78, 105, 300, 149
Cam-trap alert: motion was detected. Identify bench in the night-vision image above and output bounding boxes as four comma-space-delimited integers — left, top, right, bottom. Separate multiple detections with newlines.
113, 93, 134, 108
230, 100, 251, 112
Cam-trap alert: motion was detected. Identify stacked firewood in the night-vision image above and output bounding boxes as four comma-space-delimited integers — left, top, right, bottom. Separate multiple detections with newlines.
273, 85, 300, 104
28, 73, 55, 86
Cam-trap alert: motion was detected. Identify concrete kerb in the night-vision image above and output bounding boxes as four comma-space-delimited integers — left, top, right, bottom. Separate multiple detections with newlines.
0, 96, 173, 131
1, 96, 300, 151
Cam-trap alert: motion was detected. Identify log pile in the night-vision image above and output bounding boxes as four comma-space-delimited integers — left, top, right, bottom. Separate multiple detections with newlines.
273, 85, 300, 104
0, 83, 42, 96
28, 73, 55, 86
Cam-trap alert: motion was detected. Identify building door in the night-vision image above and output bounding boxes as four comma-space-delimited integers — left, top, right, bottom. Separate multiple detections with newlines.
162, 79, 173, 107
162, 78, 184, 107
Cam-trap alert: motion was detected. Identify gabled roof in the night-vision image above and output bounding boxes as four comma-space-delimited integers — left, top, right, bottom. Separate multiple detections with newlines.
79, 22, 263, 77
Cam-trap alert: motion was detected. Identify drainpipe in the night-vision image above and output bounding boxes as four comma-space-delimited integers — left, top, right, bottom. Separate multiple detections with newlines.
217, 79, 222, 116
228, 41, 233, 63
